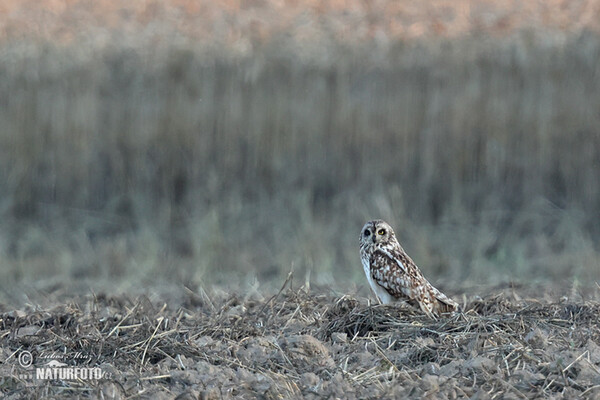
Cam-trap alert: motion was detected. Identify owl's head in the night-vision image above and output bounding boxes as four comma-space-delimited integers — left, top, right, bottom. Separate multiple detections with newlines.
360, 219, 397, 247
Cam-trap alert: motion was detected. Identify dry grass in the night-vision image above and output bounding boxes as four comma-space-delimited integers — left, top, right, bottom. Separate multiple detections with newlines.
2, 281, 600, 398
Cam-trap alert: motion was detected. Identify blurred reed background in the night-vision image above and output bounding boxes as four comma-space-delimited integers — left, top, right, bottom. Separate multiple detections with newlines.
0, 1, 599, 294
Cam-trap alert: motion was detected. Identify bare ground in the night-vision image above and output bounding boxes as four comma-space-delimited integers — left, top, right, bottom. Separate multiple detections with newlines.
1, 281, 600, 399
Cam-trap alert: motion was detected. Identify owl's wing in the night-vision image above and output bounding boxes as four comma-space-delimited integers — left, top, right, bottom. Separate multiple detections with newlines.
370, 247, 423, 301
373, 247, 458, 315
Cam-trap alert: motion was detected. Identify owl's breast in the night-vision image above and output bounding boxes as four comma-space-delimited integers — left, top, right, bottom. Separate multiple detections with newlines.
360, 250, 396, 304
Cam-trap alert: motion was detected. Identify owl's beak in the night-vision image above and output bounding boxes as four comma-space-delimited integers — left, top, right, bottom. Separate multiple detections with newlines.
372, 235, 376, 243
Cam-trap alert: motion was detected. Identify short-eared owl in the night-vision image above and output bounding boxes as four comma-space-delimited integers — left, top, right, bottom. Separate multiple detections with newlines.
359, 219, 458, 318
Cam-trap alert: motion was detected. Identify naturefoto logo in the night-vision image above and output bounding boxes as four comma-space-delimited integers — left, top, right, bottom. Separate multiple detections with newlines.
16, 350, 107, 381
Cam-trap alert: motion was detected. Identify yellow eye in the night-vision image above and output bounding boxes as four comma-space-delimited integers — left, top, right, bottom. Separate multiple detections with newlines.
378, 229, 386, 235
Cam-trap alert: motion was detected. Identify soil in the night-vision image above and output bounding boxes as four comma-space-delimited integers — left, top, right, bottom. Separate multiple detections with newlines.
1, 282, 600, 399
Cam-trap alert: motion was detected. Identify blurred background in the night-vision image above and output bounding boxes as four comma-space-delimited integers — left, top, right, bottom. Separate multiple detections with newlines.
1, 0, 599, 298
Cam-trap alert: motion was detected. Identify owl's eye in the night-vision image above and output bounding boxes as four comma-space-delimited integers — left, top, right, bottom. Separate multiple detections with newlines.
364, 229, 371, 237
378, 229, 386, 235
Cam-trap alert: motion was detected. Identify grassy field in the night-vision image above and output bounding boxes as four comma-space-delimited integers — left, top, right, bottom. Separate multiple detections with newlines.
1, 31, 599, 294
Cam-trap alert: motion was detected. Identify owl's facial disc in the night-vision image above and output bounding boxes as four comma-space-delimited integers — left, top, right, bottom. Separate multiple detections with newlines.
361, 220, 394, 245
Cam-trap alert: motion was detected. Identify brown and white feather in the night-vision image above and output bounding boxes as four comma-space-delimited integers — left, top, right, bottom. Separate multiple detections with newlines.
359, 219, 458, 318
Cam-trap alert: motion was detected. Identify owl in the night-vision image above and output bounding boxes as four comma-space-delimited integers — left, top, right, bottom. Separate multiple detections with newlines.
359, 219, 458, 318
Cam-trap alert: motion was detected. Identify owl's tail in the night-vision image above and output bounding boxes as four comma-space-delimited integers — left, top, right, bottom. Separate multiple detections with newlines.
429, 286, 459, 316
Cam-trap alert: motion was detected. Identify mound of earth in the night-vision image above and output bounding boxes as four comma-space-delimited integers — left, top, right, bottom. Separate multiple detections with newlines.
1, 284, 600, 399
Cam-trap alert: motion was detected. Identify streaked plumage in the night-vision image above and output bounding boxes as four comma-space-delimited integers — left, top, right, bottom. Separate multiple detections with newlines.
359, 219, 458, 318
